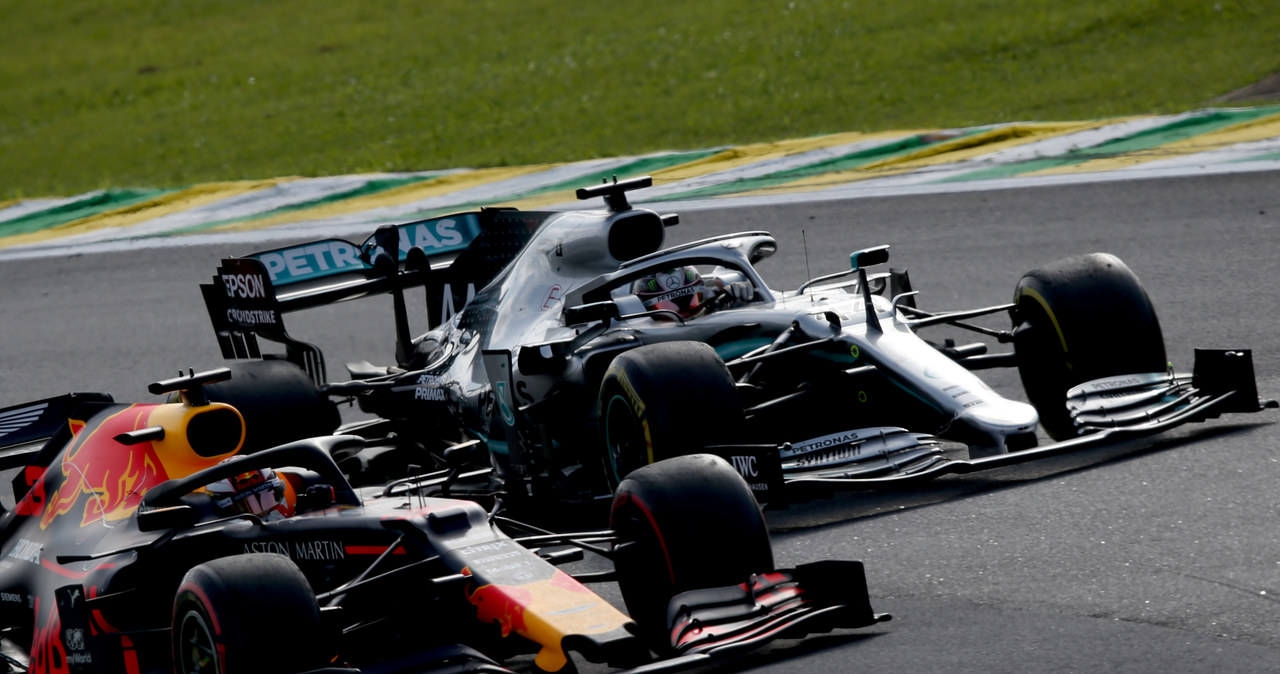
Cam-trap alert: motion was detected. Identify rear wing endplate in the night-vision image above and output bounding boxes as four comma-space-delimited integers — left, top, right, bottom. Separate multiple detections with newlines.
201, 208, 555, 383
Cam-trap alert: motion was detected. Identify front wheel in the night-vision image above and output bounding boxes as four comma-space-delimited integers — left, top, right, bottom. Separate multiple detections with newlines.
1012, 253, 1167, 440
597, 341, 743, 488
610, 454, 774, 650
171, 553, 329, 674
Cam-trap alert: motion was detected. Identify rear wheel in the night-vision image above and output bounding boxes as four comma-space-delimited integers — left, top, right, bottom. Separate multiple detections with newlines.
610, 455, 774, 650
597, 342, 742, 488
1012, 253, 1166, 440
171, 553, 328, 674
201, 359, 340, 452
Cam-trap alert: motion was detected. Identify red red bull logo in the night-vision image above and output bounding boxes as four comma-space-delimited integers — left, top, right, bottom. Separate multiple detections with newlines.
17, 405, 170, 529
465, 580, 532, 637
461, 566, 632, 673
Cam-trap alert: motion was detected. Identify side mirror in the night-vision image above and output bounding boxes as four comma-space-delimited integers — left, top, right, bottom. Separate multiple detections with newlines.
564, 301, 622, 326
371, 225, 401, 278
518, 340, 571, 376
137, 505, 200, 532
296, 484, 337, 513
749, 241, 777, 265
850, 245, 890, 271
405, 246, 431, 273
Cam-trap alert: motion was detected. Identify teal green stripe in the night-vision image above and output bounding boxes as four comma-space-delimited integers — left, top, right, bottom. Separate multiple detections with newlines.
649, 131, 984, 202
942, 107, 1280, 183
0, 188, 175, 237
713, 337, 775, 362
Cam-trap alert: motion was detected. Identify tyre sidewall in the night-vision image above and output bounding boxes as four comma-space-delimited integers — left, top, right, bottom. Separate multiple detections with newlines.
598, 342, 742, 486
1013, 253, 1166, 438
610, 455, 773, 645
171, 553, 325, 674
202, 360, 340, 453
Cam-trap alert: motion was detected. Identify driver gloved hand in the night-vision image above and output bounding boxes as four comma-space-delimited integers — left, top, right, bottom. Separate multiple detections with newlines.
726, 281, 755, 302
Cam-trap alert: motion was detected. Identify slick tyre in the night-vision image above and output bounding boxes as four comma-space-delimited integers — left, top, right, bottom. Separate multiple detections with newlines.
610, 454, 774, 650
597, 341, 742, 488
1012, 253, 1166, 440
201, 359, 340, 452
172, 553, 328, 674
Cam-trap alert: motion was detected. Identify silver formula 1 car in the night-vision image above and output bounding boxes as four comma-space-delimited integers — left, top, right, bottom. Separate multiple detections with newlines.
199, 176, 1275, 508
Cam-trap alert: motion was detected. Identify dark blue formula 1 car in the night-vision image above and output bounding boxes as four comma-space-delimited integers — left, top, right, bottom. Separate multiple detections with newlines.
0, 369, 887, 673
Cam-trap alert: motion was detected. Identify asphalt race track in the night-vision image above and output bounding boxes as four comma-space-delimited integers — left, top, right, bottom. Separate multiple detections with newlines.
2, 170, 1278, 672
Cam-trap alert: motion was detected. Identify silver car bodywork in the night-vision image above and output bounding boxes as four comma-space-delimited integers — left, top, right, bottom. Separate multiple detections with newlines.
202, 177, 1274, 504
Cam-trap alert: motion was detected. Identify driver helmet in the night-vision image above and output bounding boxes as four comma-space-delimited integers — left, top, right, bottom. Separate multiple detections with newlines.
632, 266, 710, 319
204, 467, 296, 521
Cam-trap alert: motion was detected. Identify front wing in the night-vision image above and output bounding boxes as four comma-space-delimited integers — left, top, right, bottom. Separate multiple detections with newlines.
330, 561, 888, 674
713, 348, 1276, 499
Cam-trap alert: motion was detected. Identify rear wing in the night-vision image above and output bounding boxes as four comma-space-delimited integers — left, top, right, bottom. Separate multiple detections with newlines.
201, 207, 555, 383
0, 393, 114, 457
1, 393, 116, 511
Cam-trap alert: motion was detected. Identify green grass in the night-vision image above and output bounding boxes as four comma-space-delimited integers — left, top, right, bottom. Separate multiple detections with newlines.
2, 0, 1278, 200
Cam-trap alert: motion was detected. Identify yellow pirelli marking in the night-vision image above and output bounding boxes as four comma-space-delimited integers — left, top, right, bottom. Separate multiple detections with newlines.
1017, 286, 1070, 364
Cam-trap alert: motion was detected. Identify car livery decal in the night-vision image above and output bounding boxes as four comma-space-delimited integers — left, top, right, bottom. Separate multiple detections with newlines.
17, 404, 234, 529
20, 407, 170, 529
29, 577, 125, 674
460, 555, 631, 672
249, 213, 483, 286
494, 382, 515, 426
29, 595, 64, 674
780, 427, 937, 470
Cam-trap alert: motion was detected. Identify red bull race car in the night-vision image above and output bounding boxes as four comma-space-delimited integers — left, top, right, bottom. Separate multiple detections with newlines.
195, 176, 1274, 508
0, 369, 888, 673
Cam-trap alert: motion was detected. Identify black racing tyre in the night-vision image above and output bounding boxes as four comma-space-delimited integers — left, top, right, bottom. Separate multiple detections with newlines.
610, 454, 774, 650
202, 359, 340, 453
171, 553, 328, 674
1012, 253, 1167, 440
597, 341, 743, 488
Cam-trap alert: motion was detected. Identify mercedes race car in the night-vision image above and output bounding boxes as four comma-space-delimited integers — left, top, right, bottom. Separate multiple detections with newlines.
0, 368, 886, 673
199, 176, 1274, 507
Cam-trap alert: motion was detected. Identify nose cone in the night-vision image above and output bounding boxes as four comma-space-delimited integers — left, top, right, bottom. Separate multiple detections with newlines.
963, 398, 1040, 431
956, 399, 1040, 457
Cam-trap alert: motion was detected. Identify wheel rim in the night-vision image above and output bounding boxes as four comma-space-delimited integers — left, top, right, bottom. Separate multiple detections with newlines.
603, 394, 646, 483
177, 609, 219, 674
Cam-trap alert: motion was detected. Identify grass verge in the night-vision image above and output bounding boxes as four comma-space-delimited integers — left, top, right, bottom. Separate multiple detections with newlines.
1, 0, 1278, 199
